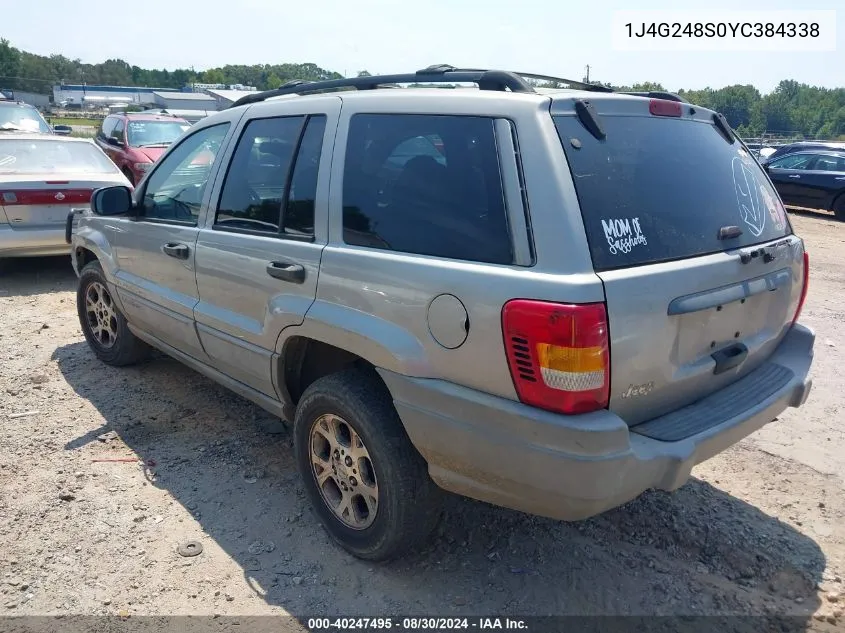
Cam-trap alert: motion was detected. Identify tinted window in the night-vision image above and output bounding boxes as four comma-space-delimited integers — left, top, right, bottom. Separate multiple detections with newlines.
810, 154, 845, 172
283, 115, 326, 236
554, 115, 792, 272
769, 154, 814, 170
216, 116, 304, 233
112, 120, 125, 143
101, 116, 118, 139
142, 123, 229, 224
342, 114, 512, 264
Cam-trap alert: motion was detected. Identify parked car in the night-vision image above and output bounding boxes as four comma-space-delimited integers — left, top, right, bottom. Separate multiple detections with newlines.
94, 112, 191, 185
761, 141, 845, 165
69, 67, 814, 561
0, 100, 72, 135
0, 134, 130, 258
763, 150, 845, 220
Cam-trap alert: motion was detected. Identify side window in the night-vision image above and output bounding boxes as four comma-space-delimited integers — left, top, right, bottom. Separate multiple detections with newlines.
141, 123, 230, 225
342, 114, 513, 265
810, 155, 845, 172
769, 154, 813, 170
101, 117, 117, 139
215, 114, 327, 238
283, 115, 326, 236
111, 120, 125, 143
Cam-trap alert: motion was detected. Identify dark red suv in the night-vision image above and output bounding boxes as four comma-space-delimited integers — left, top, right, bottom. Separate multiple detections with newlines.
94, 112, 191, 185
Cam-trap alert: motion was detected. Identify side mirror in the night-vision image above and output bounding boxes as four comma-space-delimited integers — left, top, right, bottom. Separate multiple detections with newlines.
91, 186, 133, 216
107, 136, 123, 147
52, 124, 72, 136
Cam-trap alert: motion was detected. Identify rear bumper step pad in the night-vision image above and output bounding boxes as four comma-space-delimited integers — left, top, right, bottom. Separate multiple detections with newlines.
630, 362, 793, 442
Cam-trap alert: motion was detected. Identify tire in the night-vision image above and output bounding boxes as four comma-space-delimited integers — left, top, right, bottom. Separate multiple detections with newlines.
293, 368, 443, 561
76, 260, 149, 366
833, 194, 845, 221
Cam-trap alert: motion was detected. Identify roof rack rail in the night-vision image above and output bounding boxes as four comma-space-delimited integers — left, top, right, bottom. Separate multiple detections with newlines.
227, 65, 680, 108
229, 66, 536, 107
618, 90, 686, 103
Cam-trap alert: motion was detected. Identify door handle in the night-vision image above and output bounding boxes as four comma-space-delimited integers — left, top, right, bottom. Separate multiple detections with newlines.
162, 242, 190, 259
835, 176, 845, 181
788, 174, 801, 179
266, 260, 306, 284
711, 342, 748, 375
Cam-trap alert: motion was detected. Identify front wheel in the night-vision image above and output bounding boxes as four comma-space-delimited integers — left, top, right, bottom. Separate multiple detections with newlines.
76, 261, 149, 366
293, 368, 443, 561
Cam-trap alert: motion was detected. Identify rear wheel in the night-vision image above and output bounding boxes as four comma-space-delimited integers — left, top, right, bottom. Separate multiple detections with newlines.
833, 194, 845, 221
293, 368, 443, 561
77, 261, 149, 366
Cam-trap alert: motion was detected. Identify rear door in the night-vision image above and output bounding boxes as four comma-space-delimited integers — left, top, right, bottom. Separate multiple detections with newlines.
193, 97, 338, 397
552, 99, 804, 426
765, 153, 816, 207
109, 120, 236, 360
800, 153, 845, 208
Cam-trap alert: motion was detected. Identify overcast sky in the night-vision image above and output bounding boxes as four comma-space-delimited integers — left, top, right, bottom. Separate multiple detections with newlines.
4, 0, 843, 93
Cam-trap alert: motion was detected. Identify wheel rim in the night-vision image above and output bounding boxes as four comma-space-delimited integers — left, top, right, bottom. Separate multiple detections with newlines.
84, 281, 118, 349
309, 414, 379, 530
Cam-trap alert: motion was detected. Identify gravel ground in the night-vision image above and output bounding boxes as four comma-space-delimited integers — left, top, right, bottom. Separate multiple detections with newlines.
0, 211, 844, 630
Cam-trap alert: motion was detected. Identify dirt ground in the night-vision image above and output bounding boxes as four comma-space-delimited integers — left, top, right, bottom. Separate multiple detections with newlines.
1, 210, 844, 630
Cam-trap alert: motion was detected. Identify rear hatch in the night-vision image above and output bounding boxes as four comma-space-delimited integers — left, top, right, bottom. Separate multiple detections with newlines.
551, 96, 806, 426
0, 137, 122, 228
0, 175, 101, 227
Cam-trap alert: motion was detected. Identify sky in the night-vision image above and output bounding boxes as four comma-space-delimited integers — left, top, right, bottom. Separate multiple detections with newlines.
3, 0, 843, 93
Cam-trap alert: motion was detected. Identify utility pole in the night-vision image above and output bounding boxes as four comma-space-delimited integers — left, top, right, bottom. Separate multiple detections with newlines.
584, 65, 591, 83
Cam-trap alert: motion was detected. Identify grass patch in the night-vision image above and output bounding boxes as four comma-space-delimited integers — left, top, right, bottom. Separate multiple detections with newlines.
49, 117, 103, 128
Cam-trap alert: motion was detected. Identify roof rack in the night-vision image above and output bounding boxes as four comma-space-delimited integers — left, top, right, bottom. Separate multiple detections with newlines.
228, 65, 681, 108
230, 65, 536, 108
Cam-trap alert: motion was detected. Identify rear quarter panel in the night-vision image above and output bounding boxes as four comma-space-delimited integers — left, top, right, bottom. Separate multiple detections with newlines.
281, 92, 606, 401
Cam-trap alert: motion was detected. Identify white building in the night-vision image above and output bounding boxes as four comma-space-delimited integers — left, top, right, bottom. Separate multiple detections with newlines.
52, 84, 182, 108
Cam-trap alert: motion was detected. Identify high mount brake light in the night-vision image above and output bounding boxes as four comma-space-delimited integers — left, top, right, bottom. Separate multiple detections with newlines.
649, 99, 682, 117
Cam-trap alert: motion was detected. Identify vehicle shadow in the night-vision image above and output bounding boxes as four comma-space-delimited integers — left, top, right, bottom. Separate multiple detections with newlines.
0, 256, 76, 298
53, 341, 826, 628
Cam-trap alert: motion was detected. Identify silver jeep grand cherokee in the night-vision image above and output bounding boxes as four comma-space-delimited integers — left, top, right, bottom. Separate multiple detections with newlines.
67, 66, 814, 561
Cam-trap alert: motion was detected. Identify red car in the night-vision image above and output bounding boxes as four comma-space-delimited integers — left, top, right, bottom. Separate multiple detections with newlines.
94, 112, 191, 185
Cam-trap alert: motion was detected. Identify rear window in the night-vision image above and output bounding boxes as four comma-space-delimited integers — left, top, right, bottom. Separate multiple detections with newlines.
0, 139, 118, 174
554, 115, 792, 272
0, 104, 51, 134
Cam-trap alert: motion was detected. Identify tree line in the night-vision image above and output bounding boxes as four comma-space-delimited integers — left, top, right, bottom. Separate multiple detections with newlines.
1, 39, 843, 139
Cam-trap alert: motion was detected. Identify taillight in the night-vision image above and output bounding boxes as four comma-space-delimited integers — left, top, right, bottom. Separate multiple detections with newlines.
502, 300, 610, 415
649, 99, 682, 117
792, 250, 809, 325
0, 189, 93, 205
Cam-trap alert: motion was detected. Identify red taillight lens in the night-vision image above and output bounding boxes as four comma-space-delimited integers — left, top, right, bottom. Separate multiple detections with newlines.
0, 189, 93, 206
649, 99, 682, 117
502, 300, 610, 415
792, 250, 809, 325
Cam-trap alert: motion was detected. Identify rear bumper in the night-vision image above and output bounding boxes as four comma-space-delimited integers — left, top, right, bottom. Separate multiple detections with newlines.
0, 224, 69, 258
379, 323, 814, 521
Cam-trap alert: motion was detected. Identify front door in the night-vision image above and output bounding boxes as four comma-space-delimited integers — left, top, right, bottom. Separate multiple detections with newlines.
109, 121, 235, 360
193, 98, 339, 397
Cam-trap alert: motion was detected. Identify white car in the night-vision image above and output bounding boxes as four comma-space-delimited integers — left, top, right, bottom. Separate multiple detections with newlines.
0, 134, 131, 258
